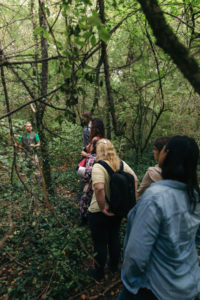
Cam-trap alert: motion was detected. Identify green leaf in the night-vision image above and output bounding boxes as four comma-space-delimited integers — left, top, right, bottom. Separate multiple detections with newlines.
34, 27, 43, 36
45, 7, 50, 17
43, 30, 49, 39
83, 32, 92, 39
74, 38, 85, 46
99, 26, 111, 42
55, 115, 64, 126
87, 11, 101, 27
83, 0, 92, 4
90, 35, 96, 46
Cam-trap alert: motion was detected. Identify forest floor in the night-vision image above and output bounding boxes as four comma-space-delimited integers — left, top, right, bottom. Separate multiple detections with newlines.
57, 183, 123, 300
1, 160, 200, 299
67, 271, 122, 300
0, 166, 124, 300
0, 264, 122, 300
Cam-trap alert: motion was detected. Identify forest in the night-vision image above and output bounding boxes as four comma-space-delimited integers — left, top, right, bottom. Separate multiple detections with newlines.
0, 0, 200, 299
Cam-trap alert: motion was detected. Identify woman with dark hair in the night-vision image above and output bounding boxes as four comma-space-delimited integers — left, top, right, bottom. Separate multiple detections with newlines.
136, 136, 170, 200
81, 118, 105, 158
118, 136, 200, 300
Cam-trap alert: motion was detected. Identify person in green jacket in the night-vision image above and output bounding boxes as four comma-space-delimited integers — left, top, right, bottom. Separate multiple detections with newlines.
19, 122, 40, 153
19, 122, 40, 179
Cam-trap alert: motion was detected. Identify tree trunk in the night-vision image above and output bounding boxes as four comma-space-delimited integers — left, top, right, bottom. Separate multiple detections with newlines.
137, 0, 200, 95
98, 0, 119, 135
36, 0, 53, 194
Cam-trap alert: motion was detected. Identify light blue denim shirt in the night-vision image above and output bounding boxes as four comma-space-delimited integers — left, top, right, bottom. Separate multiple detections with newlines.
121, 180, 200, 300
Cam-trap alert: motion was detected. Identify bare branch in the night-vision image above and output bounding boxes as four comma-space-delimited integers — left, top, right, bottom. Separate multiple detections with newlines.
0, 85, 63, 120
1, 55, 65, 67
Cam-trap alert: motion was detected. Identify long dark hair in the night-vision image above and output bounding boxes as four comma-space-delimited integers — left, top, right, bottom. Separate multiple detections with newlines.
89, 118, 105, 142
91, 140, 97, 154
162, 136, 200, 209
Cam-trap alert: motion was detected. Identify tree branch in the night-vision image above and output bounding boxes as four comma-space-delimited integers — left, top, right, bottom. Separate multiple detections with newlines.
0, 55, 65, 67
0, 85, 63, 120
137, 0, 200, 94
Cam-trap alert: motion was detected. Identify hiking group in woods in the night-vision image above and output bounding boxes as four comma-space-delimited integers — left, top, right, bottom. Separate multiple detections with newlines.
75, 115, 200, 300
1, 0, 200, 298
2, 85, 199, 296
15, 114, 200, 299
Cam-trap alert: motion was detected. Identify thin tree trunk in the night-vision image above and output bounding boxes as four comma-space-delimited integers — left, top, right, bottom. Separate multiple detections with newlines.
106, 97, 111, 139
91, 54, 103, 114
98, 0, 119, 135
30, 0, 40, 92
36, 0, 53, 194
0, 48, 36, 194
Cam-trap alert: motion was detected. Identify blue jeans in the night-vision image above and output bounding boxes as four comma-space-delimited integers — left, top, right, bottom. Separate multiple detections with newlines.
117, 287, 158, 300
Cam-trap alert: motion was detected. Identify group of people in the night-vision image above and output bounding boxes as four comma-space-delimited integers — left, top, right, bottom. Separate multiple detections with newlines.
19, 116, 200, 299
78, 113, 200, 300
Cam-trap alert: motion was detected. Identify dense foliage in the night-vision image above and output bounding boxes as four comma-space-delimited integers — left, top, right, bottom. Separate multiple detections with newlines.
1, 0, 200, 298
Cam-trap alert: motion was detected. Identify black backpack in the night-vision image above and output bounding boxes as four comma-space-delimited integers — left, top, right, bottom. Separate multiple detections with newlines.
97, 160, 136, 217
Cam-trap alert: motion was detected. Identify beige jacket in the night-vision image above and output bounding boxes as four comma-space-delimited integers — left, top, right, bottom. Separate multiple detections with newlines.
136, 164, 162, 201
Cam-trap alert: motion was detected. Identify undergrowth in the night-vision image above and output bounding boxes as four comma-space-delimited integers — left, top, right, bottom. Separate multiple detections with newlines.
1, 146, 199, 299
0, 169, 93, 299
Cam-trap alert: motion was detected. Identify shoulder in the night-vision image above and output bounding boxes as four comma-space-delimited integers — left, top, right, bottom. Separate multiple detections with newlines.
140, 180, 179, 207
147, 165, 162, 182
122, 160, 132, 171
84, 127, 89, 133
92, 161, 109, 184
93, 162, 107, 173
122, 160, 136, 177
92, 136, 100, 143
92, 161, 111, 178
138, 180, 189, 220
34, 133, 40, 141
136, 183, 166, 216
143, 180, 169, 196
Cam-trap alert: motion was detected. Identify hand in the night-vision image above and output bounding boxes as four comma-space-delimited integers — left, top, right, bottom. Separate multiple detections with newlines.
30, 144, 35, 147
81, 150, 88, 157
101, 207, 115, 217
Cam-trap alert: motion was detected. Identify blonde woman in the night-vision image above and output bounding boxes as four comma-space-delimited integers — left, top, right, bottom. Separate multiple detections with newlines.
88, 139, 138, 281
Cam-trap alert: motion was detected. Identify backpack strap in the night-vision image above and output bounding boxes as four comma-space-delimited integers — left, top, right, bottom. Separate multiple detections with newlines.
96, 160, 123, 176
97, 160, 114, 177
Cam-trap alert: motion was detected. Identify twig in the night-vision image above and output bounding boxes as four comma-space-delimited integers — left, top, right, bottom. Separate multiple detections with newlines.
67, 282, 103, 300
68, 278, 121, 300
32, 269, 55, 300
88, 279, 121, 299
5, 251, 28, 268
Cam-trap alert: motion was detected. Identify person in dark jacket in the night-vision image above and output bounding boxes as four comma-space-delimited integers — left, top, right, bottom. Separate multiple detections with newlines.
82, 112, 92, 148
